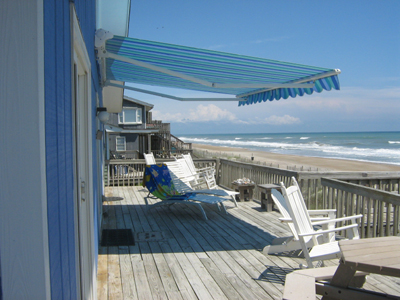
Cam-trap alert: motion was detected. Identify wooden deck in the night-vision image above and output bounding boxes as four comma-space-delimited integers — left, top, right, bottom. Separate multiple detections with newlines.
97, 186, 400, 300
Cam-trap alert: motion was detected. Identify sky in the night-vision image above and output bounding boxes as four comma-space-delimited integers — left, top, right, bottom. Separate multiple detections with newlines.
125, 0, 400, 135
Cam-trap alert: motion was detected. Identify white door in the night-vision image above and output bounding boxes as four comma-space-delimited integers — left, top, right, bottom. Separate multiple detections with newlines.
72, 11, 96, 300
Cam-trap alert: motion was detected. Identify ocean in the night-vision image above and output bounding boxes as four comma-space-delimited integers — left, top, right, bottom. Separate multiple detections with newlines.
178, 131, 400, 166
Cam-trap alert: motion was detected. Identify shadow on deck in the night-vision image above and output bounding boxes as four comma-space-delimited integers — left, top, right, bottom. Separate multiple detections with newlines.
97, 186, 400, 300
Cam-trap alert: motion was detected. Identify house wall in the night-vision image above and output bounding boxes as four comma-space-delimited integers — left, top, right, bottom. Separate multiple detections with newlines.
109, 100, 147, 130
109, 133, 140, 151
44, 0, 101, 299
0, 0, 51, 299
120, 100, 147, 130
43, 1, 76, 298
0, 0, 112, 298
108, 100, 148, 156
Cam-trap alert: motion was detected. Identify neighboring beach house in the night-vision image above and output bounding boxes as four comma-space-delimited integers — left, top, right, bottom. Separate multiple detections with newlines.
106, 96, 192, 160
106, 96, 159, 159
1, 1, 131, 299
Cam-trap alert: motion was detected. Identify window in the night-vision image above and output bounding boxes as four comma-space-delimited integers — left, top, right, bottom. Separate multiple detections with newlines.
116, 136, 126, 151
118, 108, 142, 124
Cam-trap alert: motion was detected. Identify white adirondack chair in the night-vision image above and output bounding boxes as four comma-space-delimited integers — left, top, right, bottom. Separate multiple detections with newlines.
280, 177, 362, 268
263, 189, 337, 255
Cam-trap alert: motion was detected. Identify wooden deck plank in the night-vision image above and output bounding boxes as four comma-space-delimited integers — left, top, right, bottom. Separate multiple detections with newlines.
168, 206, 267, 299
97, 246, 108, 300
139, 241, 169, 300
97, 187, 400, 300
199, 257, 243, 300
158, 241, 199, 300
166, 238, 216, 300
158, 206, 230, 299
129, 245, 154, 300
149, 202, 216, 300
148, 241, 184, 300
108, 246, 123, 300
118, 247, 138, 300
174, 202, 280, 300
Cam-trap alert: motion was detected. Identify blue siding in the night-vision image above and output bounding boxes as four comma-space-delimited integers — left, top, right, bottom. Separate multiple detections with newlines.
44, 0, 76, 299
44, 0, 102, 298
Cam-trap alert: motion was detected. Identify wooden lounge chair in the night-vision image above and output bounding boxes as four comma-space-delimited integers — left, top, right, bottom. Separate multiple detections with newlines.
280, 177, 363, 268
143, 164, 230, 220
263, 188, 337, 255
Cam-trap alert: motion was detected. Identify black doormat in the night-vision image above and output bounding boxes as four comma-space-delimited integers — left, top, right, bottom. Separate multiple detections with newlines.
101, 229, 135, 246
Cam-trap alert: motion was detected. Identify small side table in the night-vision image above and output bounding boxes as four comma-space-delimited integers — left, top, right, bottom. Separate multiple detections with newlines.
258, 183, 281, 212
232, 182, 255, 202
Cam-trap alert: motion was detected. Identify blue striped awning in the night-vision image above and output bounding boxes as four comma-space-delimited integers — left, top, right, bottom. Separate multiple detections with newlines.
98, 34, 340, 106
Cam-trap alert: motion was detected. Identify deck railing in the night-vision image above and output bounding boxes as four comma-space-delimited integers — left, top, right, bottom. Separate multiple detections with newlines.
104, 158, 400, 237
321, 177, 400, 238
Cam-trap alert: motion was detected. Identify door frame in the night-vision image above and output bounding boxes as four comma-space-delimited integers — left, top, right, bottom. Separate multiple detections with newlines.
71, 7, 96, 300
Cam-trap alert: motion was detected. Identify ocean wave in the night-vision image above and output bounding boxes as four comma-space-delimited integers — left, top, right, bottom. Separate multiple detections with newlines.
322, 146, 400, 159
180, 135, 400, 164
300, 137, 310, 140
181, 137, 400, 154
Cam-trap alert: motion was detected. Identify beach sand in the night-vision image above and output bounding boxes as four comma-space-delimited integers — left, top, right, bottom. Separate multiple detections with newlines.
192, 143, 400, 172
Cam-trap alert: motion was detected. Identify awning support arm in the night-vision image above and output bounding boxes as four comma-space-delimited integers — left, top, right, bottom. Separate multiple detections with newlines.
105, 82, 242, 102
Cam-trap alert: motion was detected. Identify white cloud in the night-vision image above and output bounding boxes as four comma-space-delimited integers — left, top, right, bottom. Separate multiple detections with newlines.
152, 104, 236, 123
292, 86, 400, 114
234, 114, 301, 125
151, 110, 184, 122
149, 86, 399, 131
188, 104, 236, 122
262, 115, 301, 125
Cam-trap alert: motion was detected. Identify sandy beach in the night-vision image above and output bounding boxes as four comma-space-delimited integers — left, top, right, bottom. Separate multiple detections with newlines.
192, 143, 400, 172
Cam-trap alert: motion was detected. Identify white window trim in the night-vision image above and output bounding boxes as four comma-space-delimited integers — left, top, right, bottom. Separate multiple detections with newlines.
116, 136, 126, 151
118, 107, 142, 124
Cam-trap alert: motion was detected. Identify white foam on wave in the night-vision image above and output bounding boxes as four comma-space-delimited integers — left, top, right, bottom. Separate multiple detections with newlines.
389, 141, 400, 144
322, 145, 400, 159
300, 137, 310, 140
179, 136, 400, 164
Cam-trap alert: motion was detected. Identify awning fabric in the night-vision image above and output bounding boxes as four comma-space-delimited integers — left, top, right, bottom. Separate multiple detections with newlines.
100, 35, 340, 106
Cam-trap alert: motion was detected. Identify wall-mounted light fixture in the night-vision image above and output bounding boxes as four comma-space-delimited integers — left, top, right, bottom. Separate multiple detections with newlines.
97, 107, 109, 123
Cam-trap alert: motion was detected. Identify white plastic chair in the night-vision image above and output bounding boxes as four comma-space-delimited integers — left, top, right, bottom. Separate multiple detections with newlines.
165, 160, 238, 206
174, 157, 238, 207
280, 177, 362, 268
144, 153, 156, 165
